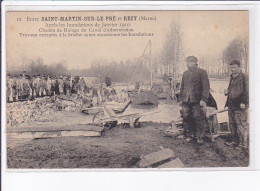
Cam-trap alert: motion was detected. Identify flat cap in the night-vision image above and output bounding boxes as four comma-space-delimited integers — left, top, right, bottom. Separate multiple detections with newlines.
185, 56, 198, 63
230, 60, 241, 66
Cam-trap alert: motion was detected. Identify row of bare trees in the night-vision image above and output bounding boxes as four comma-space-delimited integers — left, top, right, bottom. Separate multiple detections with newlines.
158, 19, 249, 79
7, 57, 150, 83
199, 37, 249, 78
223, 37, 248, 74
7, 58, 69, 77
71, 59, 150, 83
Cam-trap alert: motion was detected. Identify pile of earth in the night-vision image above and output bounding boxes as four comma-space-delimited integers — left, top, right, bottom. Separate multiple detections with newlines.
6, 95, 82, 127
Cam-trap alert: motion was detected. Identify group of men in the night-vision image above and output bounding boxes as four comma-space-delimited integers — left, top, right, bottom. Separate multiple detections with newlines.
6, 71, 88, 102
179, 56, 249, 150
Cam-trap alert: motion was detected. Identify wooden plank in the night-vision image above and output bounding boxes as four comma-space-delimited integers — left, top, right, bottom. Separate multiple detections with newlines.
207, 115, 220, 133
103, 113, 141, 120
206, 108, 228, 118
7, 130, 102, 139
157, 158, 184, 168
102, 113, 141, 124
6, 124, 104, 133
82, 107, 103, 115
139, 148, 175, 168
212, 131, 231, 138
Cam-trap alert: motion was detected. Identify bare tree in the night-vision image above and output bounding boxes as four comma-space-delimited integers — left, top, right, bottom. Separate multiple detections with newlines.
160, 19, 184, 89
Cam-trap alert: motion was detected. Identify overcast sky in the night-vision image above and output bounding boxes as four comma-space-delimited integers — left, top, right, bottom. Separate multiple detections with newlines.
6, 11, 248, 70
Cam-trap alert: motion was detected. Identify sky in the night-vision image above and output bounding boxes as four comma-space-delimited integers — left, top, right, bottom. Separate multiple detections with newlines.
6, 11, 248, 70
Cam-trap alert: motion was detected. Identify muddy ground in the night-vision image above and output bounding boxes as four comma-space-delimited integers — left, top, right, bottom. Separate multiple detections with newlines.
7, 122, 249, 169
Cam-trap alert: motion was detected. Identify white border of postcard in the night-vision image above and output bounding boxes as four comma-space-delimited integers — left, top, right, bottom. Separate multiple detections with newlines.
1, 1, 260, 191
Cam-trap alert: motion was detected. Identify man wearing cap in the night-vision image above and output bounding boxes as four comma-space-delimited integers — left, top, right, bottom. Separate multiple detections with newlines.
180, 56, 210, 144
224, 60, 249, 150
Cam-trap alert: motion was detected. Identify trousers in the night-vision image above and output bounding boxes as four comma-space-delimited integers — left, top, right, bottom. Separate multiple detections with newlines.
180, 102, 205, 140
228, 109, 249, 148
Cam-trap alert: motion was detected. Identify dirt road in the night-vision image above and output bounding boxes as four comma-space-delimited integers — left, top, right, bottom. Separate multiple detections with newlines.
7, 122, 249, 169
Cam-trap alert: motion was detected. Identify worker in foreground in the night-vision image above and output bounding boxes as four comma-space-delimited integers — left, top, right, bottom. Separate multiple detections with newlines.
179, 56, 210, 144
224, 60, 249, 150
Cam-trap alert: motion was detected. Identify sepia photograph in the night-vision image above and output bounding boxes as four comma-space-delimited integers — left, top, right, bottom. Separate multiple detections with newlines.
4, 10, 249, 169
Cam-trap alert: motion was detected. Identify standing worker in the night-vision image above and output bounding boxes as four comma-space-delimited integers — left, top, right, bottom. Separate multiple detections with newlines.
46, 76, 52, 96
54, 77, 60, 95
80, 77, 87, 93
179, 56, 210, 144
65, 76, 71, 96
59, 76, 64, 95
23, 75, 31, 100
34, 75, 41, 97
70, 76, 75, 93
28, 75, 34, 100
50, 76, 56, 96
13, 76, 18, 101
38, 76, 44, 97
31, 75, 36, 98
224, 60, 249, 150
6, 74, 11, 102
17, 74, 23, 101
105, 75, 112, 87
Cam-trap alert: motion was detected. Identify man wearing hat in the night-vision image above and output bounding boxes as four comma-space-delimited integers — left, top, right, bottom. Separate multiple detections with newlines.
224, 60, 249, 150
179, 56, 210, 144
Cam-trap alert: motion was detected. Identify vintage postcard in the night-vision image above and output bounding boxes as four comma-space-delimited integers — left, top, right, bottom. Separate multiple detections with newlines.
3, 8, 250, 169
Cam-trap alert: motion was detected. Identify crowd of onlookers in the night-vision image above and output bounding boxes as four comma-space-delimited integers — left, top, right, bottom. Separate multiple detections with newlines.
6, 71, 129, 105
6, 71, 94, 103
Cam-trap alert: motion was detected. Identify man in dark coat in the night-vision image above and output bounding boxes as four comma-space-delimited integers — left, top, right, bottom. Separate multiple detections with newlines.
224, 60, 249, 149
180, 56, 210, 143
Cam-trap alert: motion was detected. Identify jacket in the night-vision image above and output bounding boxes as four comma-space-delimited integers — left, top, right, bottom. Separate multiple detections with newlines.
225, 72, 249, 110
180, 67, 210, 103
